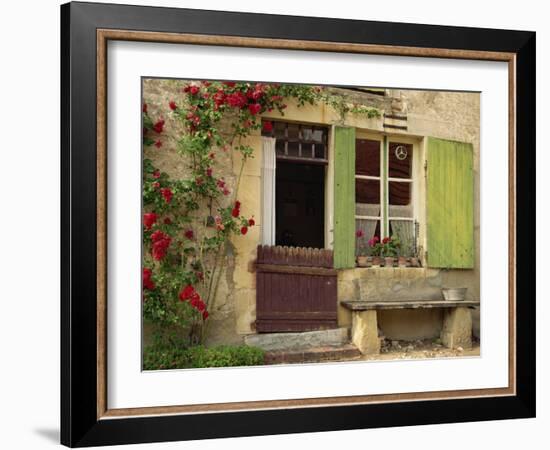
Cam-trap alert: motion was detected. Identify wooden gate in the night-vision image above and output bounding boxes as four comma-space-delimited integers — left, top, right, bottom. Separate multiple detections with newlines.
255, 245, 338, 332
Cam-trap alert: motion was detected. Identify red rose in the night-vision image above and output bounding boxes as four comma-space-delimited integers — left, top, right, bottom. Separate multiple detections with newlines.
142, 268, 155, 290
151, 230, 165, 243
189, 85, 200, 95
262, 121, 273, 133
143, 212, 157, 230
142, 103, 147, 113
163, 217, 172, 225
202, 310, 209, 320
190, 295, 205, 312
240, 226, 248, 235
231, 208, 239, 218
153, 169, 160, 178
196, 300, 206, 312
179, 285, 195, 302
248, 217, 255, 226
217, 179, 225, 188
247, 87, 263, 100
160, 188, 173, 203
184, 229, 194, 240
151, 236, 171, 261
382, 237, 390, 244
235, 201, 241, 209
248, 103, 262, 115
153, 119, 165, 134
206, 167, 213, 177
154, 140, 162, 148
356, 229, 364, 238
152, 182, 160, 189
222, 187, 230, 196
213, 91, 226, 106
169, 100, 177, 110
226, 91, 247, 108
201, 81, 211, 87
223, 81, 236, 87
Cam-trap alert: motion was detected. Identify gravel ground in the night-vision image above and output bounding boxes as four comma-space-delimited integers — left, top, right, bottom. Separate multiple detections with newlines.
361, 337, 480, 361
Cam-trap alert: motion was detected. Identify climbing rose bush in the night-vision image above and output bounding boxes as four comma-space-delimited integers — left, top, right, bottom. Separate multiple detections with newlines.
141, 80, 380, 344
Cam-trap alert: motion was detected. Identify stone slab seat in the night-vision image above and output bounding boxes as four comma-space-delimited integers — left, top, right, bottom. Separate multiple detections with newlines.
341, 300, 480, 355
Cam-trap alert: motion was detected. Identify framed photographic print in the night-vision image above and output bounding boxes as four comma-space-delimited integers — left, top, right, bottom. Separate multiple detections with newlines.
60, 1, 536, 447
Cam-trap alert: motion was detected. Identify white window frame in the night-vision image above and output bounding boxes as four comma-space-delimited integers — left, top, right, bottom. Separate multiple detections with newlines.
354, 131, 420, 243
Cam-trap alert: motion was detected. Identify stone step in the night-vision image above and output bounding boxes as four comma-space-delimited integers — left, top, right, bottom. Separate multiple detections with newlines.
244, 327, 350, 352
264, 344, 362, 365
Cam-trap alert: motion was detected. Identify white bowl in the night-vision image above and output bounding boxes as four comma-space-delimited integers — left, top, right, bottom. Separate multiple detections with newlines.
441, 287, 467, 301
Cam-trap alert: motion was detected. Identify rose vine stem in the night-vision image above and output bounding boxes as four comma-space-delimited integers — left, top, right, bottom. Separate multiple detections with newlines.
202, 133, 247, 342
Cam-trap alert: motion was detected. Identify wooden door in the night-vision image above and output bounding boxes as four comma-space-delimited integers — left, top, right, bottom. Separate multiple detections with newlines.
255, 245, 338, 332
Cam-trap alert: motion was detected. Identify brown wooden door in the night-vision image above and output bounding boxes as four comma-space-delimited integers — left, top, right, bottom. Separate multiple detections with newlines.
255, 245, 338, 332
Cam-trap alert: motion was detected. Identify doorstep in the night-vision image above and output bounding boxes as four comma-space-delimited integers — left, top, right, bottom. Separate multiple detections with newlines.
264, 344, 362, 365
244, 327, 350, 352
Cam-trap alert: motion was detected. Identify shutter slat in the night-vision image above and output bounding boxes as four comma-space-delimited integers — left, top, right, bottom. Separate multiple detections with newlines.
333, 126, 356, 269
427, 137, 474, 268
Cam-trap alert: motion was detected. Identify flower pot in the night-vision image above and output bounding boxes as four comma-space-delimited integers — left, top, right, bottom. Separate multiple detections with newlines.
398, 256, 408, 267
384, 256, 395, 267
357, 255, 369, 267
372, 256, 382, 267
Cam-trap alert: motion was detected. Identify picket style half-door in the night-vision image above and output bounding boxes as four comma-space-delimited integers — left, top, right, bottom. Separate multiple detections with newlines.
255, 245, 338, 332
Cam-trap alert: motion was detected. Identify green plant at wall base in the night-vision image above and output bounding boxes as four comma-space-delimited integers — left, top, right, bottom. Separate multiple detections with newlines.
143, 342, 265, 370
142, 81, 381, 346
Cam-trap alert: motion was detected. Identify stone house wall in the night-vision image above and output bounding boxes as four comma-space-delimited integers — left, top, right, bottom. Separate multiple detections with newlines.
142, 78, 480, 345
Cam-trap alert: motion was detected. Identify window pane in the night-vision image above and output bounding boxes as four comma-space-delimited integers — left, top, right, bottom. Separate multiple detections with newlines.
301, 143, 314, 158
302, 127, 313, 141
356, 179, 380, 204
314, 144, 326, 159
389, 181, 411, 206
287, 123, 299, 140
389, 220, 415, 256
356, 139, 380, 176
275, 139, 285, 155
356, 219, 380, 255
274, 121, 286, 139
287, 141, 299, 157
311, 129, 324, 143
389, 142, 413, 179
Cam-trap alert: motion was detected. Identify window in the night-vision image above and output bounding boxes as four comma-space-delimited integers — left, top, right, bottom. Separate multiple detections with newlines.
355, 137, 417, 256
333, 129, 473, 269
262, 121, 329, 164
261, 121, 329, 249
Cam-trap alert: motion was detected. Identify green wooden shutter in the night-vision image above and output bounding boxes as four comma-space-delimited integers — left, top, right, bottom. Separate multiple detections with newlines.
427, 137, 474, 268
333, 126, 356, 269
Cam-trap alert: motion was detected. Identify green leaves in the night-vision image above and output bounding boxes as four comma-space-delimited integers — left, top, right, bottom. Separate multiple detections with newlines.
142, 342, 265, 370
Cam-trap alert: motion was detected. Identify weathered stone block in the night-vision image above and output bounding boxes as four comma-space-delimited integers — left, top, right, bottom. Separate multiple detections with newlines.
351, 310, 380, 355
440, 307, 472, 349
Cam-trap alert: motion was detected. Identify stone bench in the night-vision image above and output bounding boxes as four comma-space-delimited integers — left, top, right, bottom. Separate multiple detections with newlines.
340, 300, 480, 355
